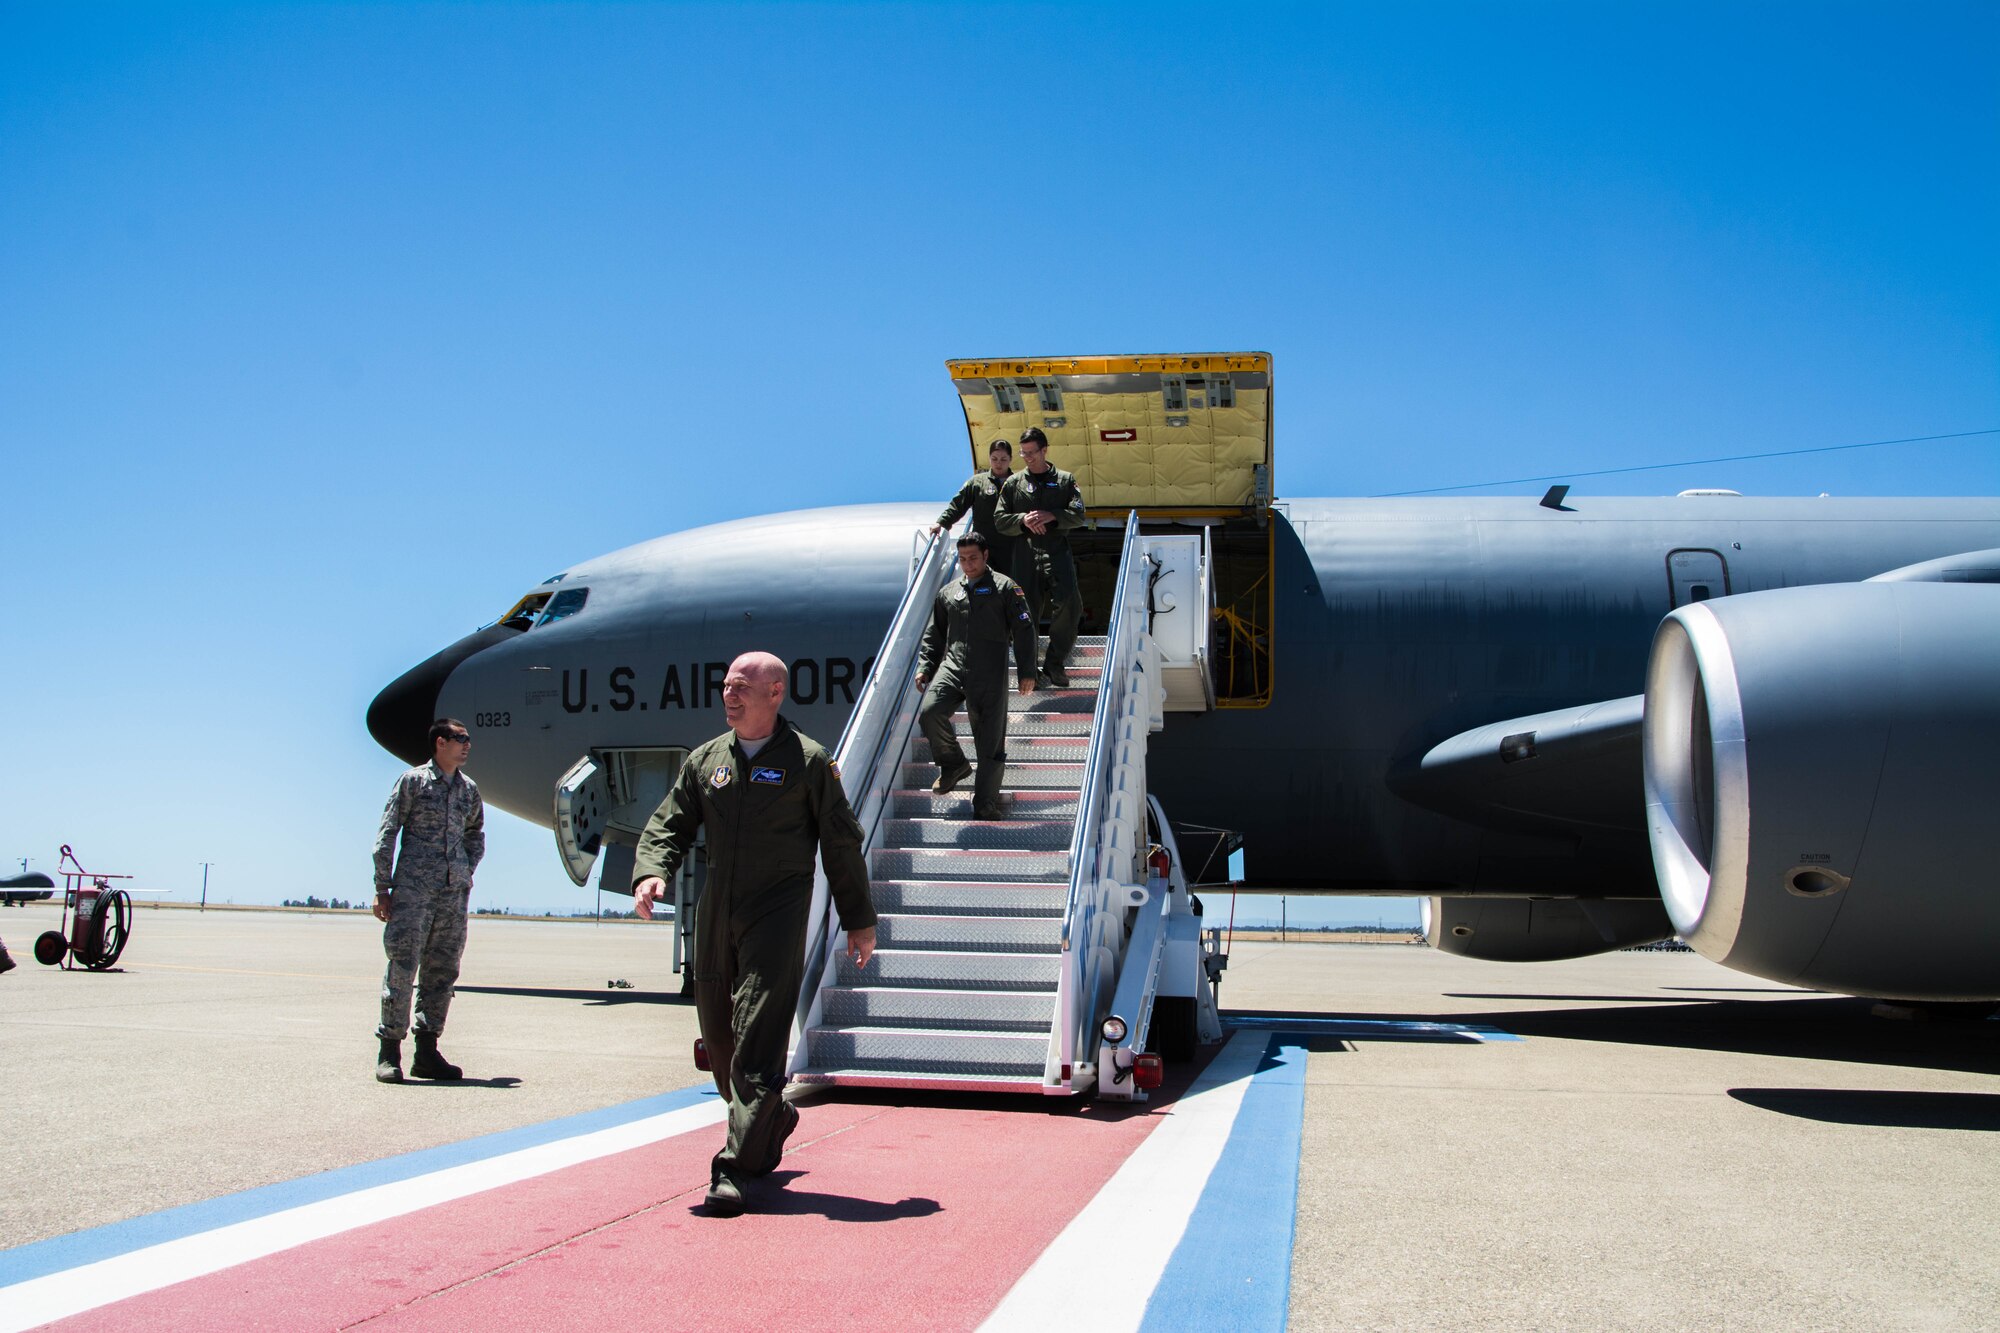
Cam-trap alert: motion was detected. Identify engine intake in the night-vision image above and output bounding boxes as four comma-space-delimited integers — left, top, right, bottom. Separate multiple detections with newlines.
1643, 582, 2000, 1000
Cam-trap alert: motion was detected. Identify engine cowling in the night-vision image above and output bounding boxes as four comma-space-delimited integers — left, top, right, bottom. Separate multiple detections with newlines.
1422, 896, 1673, 962
1643, 581, 2000, 1000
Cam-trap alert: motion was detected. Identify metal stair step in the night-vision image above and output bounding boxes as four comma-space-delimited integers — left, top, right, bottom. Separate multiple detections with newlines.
940, 714, 1095, 738
874, 912, 1061, 954
871, 846, 1068, 882
912, 735, 1090, 764
998, 690, 1098, 713
819, 986, 1058, 1031
792, 1068, 1050, 1094
887, 789, 1079, 821
869, 880, 1066, 916
805, 1026, 1047, 1078
839, 948, 1060, 990
877, 818, 1072, 852
898, 762, 1083, 791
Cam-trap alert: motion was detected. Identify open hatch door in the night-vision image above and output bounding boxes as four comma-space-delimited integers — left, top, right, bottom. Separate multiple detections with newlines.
553, 755, 611, 887
946, 353, 1272, 511
945, 353, 1275, 707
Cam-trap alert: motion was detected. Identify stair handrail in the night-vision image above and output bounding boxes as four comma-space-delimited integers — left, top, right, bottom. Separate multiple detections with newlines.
787, 527, 957, 1072
1052, 510, 1149, 1086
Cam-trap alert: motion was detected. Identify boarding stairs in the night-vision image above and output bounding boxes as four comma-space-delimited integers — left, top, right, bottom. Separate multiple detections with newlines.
787, 515, 1226, 1099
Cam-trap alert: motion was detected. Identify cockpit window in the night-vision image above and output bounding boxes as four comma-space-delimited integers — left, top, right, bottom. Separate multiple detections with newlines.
536, 587, 589, 627
493, 591, 552, 632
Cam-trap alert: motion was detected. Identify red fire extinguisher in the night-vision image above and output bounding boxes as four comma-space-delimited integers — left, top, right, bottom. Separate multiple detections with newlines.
69, 877, 103, 957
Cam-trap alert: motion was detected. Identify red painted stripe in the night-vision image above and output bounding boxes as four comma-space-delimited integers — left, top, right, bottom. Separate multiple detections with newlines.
45, 1079, 1201, 1333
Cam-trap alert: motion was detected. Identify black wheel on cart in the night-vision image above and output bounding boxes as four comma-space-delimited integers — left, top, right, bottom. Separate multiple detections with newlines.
81, 889, 132, 969
33, 931, 67, 966
1150, 995, 1198, 1063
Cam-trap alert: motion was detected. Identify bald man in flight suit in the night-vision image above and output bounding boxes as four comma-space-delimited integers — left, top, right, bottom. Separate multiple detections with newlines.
632, 651, 877, 1216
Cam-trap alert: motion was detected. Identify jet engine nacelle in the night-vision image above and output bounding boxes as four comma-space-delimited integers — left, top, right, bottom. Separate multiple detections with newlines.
1643, 581, 2000, 1000
1421, 896, 1674, 962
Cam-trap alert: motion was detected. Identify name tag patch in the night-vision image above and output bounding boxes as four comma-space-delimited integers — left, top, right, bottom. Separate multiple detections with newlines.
750, 766, 786, 785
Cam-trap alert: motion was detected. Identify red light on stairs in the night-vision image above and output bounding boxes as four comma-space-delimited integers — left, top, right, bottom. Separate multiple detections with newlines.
694, 1038, 711, 1071
1134, 1054, 1164, 1090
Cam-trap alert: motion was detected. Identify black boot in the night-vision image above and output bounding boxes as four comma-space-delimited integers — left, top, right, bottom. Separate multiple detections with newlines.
410, 1031, 462, 1081
705, 1171, 746, 1217
375, 1037, 403, 1083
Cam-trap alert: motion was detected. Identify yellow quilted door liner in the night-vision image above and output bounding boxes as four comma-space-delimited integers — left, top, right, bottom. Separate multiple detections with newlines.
945, 353, 1273, 512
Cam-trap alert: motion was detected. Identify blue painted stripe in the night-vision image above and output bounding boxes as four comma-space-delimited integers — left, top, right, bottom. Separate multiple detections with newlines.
0, 1082, 719, 1286
1139, 1035, 1305, 1332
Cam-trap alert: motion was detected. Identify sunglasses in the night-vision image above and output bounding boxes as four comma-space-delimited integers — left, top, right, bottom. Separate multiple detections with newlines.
443, 733, 471, 744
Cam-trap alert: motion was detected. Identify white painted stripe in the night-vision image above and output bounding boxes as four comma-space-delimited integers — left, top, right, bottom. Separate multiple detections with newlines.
0, 1099, 727, 1333
980, 1032, 1264, 1332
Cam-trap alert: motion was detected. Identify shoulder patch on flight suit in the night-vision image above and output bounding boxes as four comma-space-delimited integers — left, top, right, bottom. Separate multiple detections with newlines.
750, 766, 785, 785
828, 760, 840, 780
709, 763, 733, 789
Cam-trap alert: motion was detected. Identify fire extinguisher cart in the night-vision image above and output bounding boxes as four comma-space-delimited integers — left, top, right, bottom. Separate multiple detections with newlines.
33, 844, 134, 970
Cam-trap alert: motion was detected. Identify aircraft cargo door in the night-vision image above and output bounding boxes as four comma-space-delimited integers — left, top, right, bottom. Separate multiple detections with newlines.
943, 352, 1277, 707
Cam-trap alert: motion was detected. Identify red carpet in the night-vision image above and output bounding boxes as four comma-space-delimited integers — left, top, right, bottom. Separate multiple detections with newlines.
49, 1091, 1179, 1332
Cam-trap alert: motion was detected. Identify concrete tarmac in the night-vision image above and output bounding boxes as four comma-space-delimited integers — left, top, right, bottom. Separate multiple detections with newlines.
4, 905, 1999, 1329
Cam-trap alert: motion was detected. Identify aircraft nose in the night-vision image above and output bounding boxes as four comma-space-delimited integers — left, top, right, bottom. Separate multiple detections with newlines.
366, 626, 519, 766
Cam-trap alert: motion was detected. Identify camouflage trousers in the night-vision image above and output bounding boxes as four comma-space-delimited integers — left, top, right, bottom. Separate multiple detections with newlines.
376, 885, 469, 1040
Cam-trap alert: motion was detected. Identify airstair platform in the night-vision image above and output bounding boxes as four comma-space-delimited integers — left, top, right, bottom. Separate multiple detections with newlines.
787, 513, 1226, 1099
797, 641, 1105, 1094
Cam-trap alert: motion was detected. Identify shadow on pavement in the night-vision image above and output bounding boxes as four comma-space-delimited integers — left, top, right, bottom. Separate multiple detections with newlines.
1444, 993, 1696, 1003
397, 1075, 523, 1089
1233, 997, 2000, 1077
1730, 1087, 2000, 1130
456, 984, 692, 1007
735, 1170, 944, 1222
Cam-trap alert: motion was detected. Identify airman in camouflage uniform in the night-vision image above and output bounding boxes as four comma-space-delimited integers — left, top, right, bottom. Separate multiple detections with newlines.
916, 532, 1038, 820
632, 651, 876, 1217
931, 437, 1018, 579
995, 426, 1089, 685
372, 717, 484, 1083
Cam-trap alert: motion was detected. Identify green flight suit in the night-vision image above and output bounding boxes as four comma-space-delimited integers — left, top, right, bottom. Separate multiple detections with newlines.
632, 718, 875, 1185
918, 568, 1038, 819
995, 463, 1089, 671
936, 470, 1019, 579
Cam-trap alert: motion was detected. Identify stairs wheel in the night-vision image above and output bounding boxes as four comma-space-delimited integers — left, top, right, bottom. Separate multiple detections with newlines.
1151, 996, 1198, 1063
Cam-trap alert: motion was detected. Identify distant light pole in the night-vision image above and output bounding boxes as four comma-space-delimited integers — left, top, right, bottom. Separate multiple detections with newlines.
1281, 895, 1287, 943
199, 862, 214, 911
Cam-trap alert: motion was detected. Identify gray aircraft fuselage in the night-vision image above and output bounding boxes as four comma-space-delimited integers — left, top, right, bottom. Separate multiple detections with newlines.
368, 495, 2000, 900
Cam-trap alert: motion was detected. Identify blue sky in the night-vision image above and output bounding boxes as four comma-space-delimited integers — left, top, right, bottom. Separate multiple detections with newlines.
3, 2, 1995, 927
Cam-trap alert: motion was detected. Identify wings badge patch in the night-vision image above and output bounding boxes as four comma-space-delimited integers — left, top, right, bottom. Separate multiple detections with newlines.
750, 766, 786, 785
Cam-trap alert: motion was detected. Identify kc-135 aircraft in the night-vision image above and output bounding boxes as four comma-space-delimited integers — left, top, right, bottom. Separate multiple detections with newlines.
368, 354, 2000, 1005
